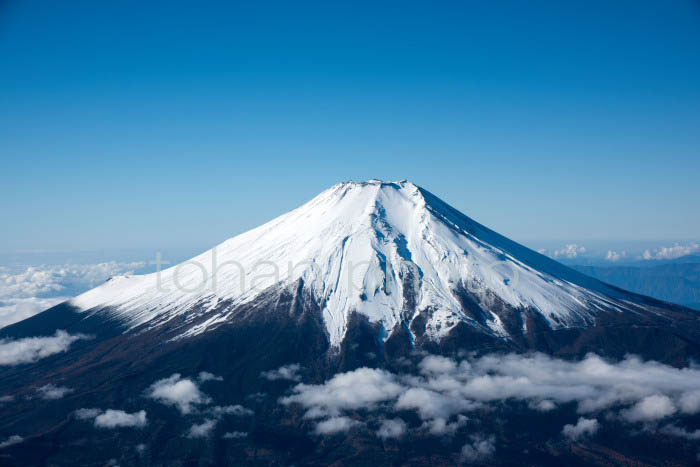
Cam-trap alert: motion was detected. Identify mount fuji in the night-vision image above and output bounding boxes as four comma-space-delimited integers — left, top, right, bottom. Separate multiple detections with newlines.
1, 180, 699, 466
68, 180, 692, 351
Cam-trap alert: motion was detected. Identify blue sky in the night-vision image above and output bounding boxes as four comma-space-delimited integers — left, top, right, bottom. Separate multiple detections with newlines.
1, 0, 699, 254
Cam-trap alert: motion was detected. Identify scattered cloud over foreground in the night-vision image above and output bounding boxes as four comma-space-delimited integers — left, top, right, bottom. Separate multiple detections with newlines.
643, 242, 700, 260
376, 418, 407, 439
460, 434, 495, 462
261, 363, 302, 382
185, 405, 253, 439
75, 408, 147, 428
208, 405, 253, 417
145, 373, 253, 438
660, 424, 700, 440
282, 353, 700, 445
197, 371, 223, 382
0, 261, 145, 329
186, 419, 218, 438
36, 384, 73, 400
314, 416, 362, 435
562, 417, 599, 440
0, 330, 90, 366
146, 374, 211, 414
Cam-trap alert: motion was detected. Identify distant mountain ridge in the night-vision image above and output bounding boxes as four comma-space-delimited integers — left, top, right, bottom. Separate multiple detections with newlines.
571, 260, 700, 310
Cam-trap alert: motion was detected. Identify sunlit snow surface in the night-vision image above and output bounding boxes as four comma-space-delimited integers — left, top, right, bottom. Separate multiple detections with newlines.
72, 180, 638, 346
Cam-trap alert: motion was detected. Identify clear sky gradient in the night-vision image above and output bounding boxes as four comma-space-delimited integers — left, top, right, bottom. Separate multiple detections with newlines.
2, 0, 699, 253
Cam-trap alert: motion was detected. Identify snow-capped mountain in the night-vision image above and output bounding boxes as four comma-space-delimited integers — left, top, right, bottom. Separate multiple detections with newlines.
2, 181, 699, 467
70, 180, 676, 347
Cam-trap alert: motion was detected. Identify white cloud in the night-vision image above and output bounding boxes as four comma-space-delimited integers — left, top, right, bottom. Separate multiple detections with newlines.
223, 431, 248, 439
37, 384, 73, 400
529, 399, 556, 411
314, 416, 361, 435
74, 408, 102, 420
186, 419, 217, 438
605, 250, 627, 262
538, 245, 587, 260
552, 244, 587, 259
94, 409, 147, 429
460, 434, 495, 462
0, 297, 68, 329
678, 390, 700, 414
0, 435, 23, 449
281, 353, 700, 436
621, 395, 676, 423
562, 417, 599, 440
0, 330, 90, 366
261, 363, 302, 382
376, 418, 407, 439
0, 261, 145, 328
246, 392, 266, 402
146, 374, 210, 414
197, 371, 223, 382
208, 405, 253, 417
146, 374, 249, 420
421, 414, 468, 436
281, 367, 404, 420
418, 355, 457, 375
396, 388, 477, 421
660, 424, 700, 440
0, 262, 146, 299
76, 408, 147, 428
643, 242, 700, 260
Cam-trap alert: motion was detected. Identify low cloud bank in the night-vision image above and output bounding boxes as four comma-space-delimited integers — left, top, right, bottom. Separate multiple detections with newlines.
539, 244, 587, 259
643, 242, 700, 260
0, 330, 90, 366
282, 353, 700, 442
0, 262, 145, 328
605, 250, 627, 262
0, 262, 146, 299
0, 297, 68, 329
553, 244, 587, 259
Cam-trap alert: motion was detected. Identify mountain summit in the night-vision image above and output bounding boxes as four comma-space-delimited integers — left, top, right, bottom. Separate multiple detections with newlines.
70, 180, 687, 349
